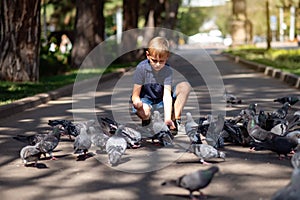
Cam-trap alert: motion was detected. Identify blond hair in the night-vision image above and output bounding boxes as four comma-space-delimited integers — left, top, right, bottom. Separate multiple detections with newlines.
147, 37, 170, 57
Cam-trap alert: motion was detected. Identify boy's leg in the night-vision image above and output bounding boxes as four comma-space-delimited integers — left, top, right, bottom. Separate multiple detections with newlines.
131, 98, 152, 126
173, 81, 191, 120
172, 81, 191, 132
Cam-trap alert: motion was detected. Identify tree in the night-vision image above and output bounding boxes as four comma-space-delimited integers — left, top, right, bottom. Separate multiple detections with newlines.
0, 0, 41, 82
121, 0, 139, 61
71, 0, 105, 68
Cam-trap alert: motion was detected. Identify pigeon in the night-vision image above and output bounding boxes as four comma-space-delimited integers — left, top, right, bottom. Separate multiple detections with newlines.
243, 112, 276, 142
271, 150, 300, 200
100, 117, 119, 136
270, 121, 288, 136
151, 110, 174, 147
285, 130, 300, 145
37, 125, 63, 160
13, 132, 48, 145
48, 119, 95, 139
197, 116, 210, 137
90, 126, 110, 152
291, 146, 300, 168
222, 119, 244, 145
105, 125, 127, 166
185, 112, 201, 144
223, 89, 242, 105
73, 126, 92, 158
185, 112, 199, 134
190, 143, 226, 165
20, 143, 42, 166
161, 166, 219, 199
205, 114, 225, 148
274, 95, 300, 105
122, 126, 142, 148
270, 102, 291, 119
241, 103, 258, 117
251, 135, 298, 159
99, 117, 142, 148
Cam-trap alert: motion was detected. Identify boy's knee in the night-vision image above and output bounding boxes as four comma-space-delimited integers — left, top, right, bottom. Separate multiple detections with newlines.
176, 81, 191, 95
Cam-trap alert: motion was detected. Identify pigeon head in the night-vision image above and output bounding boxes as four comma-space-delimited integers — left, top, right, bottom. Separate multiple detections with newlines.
208, 166, 219, 174
283, 102, 291, 109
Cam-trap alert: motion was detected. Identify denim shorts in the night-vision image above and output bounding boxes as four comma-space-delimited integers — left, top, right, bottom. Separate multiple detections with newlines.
131, 87, 176, 114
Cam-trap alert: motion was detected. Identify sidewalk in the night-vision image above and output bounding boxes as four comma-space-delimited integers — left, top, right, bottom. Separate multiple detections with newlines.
0, 46, 300, 200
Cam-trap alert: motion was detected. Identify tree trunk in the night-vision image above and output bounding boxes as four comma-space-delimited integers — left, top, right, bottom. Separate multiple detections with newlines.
121, 0, 139, 61
162, 0, 180, 46
163, 0, 180, 30
0, 0, 41, 82
71, 0, 105, 68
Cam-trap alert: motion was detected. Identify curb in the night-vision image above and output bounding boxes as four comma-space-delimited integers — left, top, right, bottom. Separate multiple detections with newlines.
0, 68, 129, 120
222, 52, 300, 89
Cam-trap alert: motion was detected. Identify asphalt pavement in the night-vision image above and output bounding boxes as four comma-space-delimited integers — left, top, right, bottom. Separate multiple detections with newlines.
0, 44, 300, 200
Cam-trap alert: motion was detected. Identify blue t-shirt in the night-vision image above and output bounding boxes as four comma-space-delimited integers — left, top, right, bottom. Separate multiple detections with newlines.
133, 59, 173, 104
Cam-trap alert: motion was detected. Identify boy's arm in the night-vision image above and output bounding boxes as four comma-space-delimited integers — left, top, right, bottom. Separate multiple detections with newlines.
163, 85, 175, 128
132, 84, 143, 109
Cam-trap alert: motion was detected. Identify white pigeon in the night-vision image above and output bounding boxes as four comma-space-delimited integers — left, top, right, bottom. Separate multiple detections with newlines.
190, 143, 226, 165
105, 125, 127, 166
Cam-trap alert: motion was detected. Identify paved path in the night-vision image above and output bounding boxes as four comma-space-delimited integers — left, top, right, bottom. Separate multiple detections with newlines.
1, 45, 300, 200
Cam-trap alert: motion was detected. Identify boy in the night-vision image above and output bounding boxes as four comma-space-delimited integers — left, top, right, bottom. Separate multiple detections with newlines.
131, 36, 191, 134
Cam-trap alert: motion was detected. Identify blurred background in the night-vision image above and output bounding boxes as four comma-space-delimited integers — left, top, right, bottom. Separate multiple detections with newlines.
1, 0, 300, 82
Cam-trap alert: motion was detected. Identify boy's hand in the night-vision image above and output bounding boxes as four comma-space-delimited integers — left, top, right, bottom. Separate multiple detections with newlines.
165, 119, 175, 129
133, 100, 143, 109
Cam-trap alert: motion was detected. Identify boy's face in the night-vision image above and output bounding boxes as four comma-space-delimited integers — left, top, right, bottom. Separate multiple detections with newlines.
146, 51, 169, 71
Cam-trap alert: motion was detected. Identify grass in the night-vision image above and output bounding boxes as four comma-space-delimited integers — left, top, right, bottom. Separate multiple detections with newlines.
0, 62, 137, 105
224, 46, 300, 75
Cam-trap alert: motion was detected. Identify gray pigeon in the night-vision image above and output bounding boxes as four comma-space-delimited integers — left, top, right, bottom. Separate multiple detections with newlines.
185, 113, 201, 144
48, 119, 96, 139
161, 166, 219, 199
271, 150, 300, 200
223, 89, 242, 105
73, 127, 92, 158
271, 102, 291, 119
152, 110, 170, 134
13, 132, 48, 145
205, 114, 225, 148
90, 126, 110, 152
274, 96, 300, 106
291, 147, 300, 169
37, 125, 63, 160
20, 143, 42, 166
105, 125, 127, 166
122, 126, 142, 148
185, 112, 199, 134
151, 110, 174, 146
190, 143, 226, 165
99, 117, 142, 148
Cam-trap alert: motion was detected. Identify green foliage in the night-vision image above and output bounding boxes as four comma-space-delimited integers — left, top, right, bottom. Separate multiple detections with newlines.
225, 47, 300, 75
177, 7, 207, 36
39, 42, 71, 77
0, 63, 136, 105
